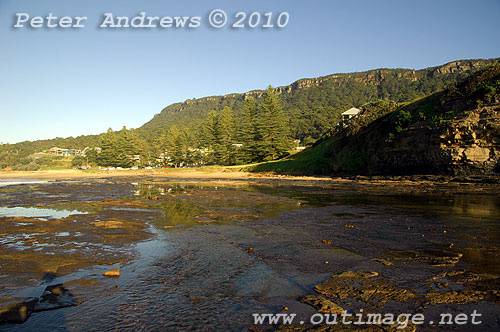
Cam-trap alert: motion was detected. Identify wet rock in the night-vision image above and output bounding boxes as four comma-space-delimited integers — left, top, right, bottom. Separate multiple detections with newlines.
336, 271, 379, 278
424, 290, 486, 305
314, 271, 414, 304
103, 268, 120, 277
91, 220, 124, 229
301, 295, 345, 314
0, 297, 38, 323
415, 252, 463, 267
34, 284, 77, 312
371, 258, 394, 266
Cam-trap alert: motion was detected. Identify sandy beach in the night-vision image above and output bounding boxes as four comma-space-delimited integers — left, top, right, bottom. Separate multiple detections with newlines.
0, 168, 333, 181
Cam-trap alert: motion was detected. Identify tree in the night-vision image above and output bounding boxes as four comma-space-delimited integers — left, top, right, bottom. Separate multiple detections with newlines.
114, 126, 139, 168
96, 127, 140, 167
133, 134, 153, 167
203, 111, 220, 164
155, 131, 169, 165
178, 126, 194, 165
258, 86, 291, 160
200, 107, 237, 165
164, 125, 181, 166
97, 128, 118, 167
217, 106, 235, 164
71, 155, 86, 168
85, 148, 99, 165
238, 97, 259, 163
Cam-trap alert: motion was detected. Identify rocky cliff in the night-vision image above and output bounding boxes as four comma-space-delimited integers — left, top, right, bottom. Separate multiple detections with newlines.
375, 106, 500, 175
337, 65, 500, 176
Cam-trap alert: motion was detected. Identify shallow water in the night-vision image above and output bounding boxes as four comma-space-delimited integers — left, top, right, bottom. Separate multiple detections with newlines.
1, 178, 499, 331
0, 180, 49, 187
0, 206, 87, 219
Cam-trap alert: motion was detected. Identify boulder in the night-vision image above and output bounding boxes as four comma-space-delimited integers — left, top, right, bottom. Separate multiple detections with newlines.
103, 268, 120, 277
463, 146, 491, 162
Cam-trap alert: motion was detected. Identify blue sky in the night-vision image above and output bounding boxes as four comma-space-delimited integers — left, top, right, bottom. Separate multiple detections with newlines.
1, 0, 499, 143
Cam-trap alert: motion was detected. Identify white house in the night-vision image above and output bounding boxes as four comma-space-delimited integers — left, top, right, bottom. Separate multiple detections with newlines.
48, 147, 82, 157
341, 107, 361, 121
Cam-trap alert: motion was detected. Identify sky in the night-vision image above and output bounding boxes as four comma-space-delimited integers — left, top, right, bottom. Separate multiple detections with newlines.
1, 0, 499, 144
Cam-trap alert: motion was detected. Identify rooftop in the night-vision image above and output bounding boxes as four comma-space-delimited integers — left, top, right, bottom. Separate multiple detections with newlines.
341, 107, 361, 115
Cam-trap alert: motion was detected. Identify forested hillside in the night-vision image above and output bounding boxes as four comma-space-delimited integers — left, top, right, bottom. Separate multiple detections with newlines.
140, 59, 498, 142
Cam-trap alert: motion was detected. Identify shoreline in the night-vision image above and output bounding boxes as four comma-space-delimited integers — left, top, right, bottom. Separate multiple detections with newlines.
0, 169, 498, 195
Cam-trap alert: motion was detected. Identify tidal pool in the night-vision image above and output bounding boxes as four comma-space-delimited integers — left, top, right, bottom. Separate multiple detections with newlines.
0, 206, 87, 220
0, 177, 499, 331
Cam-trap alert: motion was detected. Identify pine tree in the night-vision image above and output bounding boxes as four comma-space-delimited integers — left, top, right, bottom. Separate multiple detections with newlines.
156, 131, 169, 166
218, 106, 235, 165
107, 126, 139, 168
193, 122, 208, 165
132, 130, 152, 167
97, 128, 118, 167
239, 97, 259, 163
164, 125, 181, 166
120, 127, 139, 167
178, 126, 194, 165
259, 86, 291, 160
203, 111, 220, 164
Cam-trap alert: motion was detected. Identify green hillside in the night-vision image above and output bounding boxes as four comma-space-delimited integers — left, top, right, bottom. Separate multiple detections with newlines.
250, 65, 500, 176
139, 59, 498, 142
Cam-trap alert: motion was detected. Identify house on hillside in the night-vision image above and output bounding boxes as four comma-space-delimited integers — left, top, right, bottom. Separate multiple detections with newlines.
48, 147, 82, 157
341, 107, 361, 121
293, 139, 306, 151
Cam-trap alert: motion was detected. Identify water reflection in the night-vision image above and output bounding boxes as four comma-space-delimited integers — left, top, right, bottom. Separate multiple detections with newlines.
153, 200, 204, 228
134, 182, 303, 230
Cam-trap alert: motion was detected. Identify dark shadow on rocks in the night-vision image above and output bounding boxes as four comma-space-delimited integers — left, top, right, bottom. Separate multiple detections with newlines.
494, 160, 500, 174
41, 272, 57, 284
33, 284, 78, 312
0, 297, 38, 324
1, 272, 77, 328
